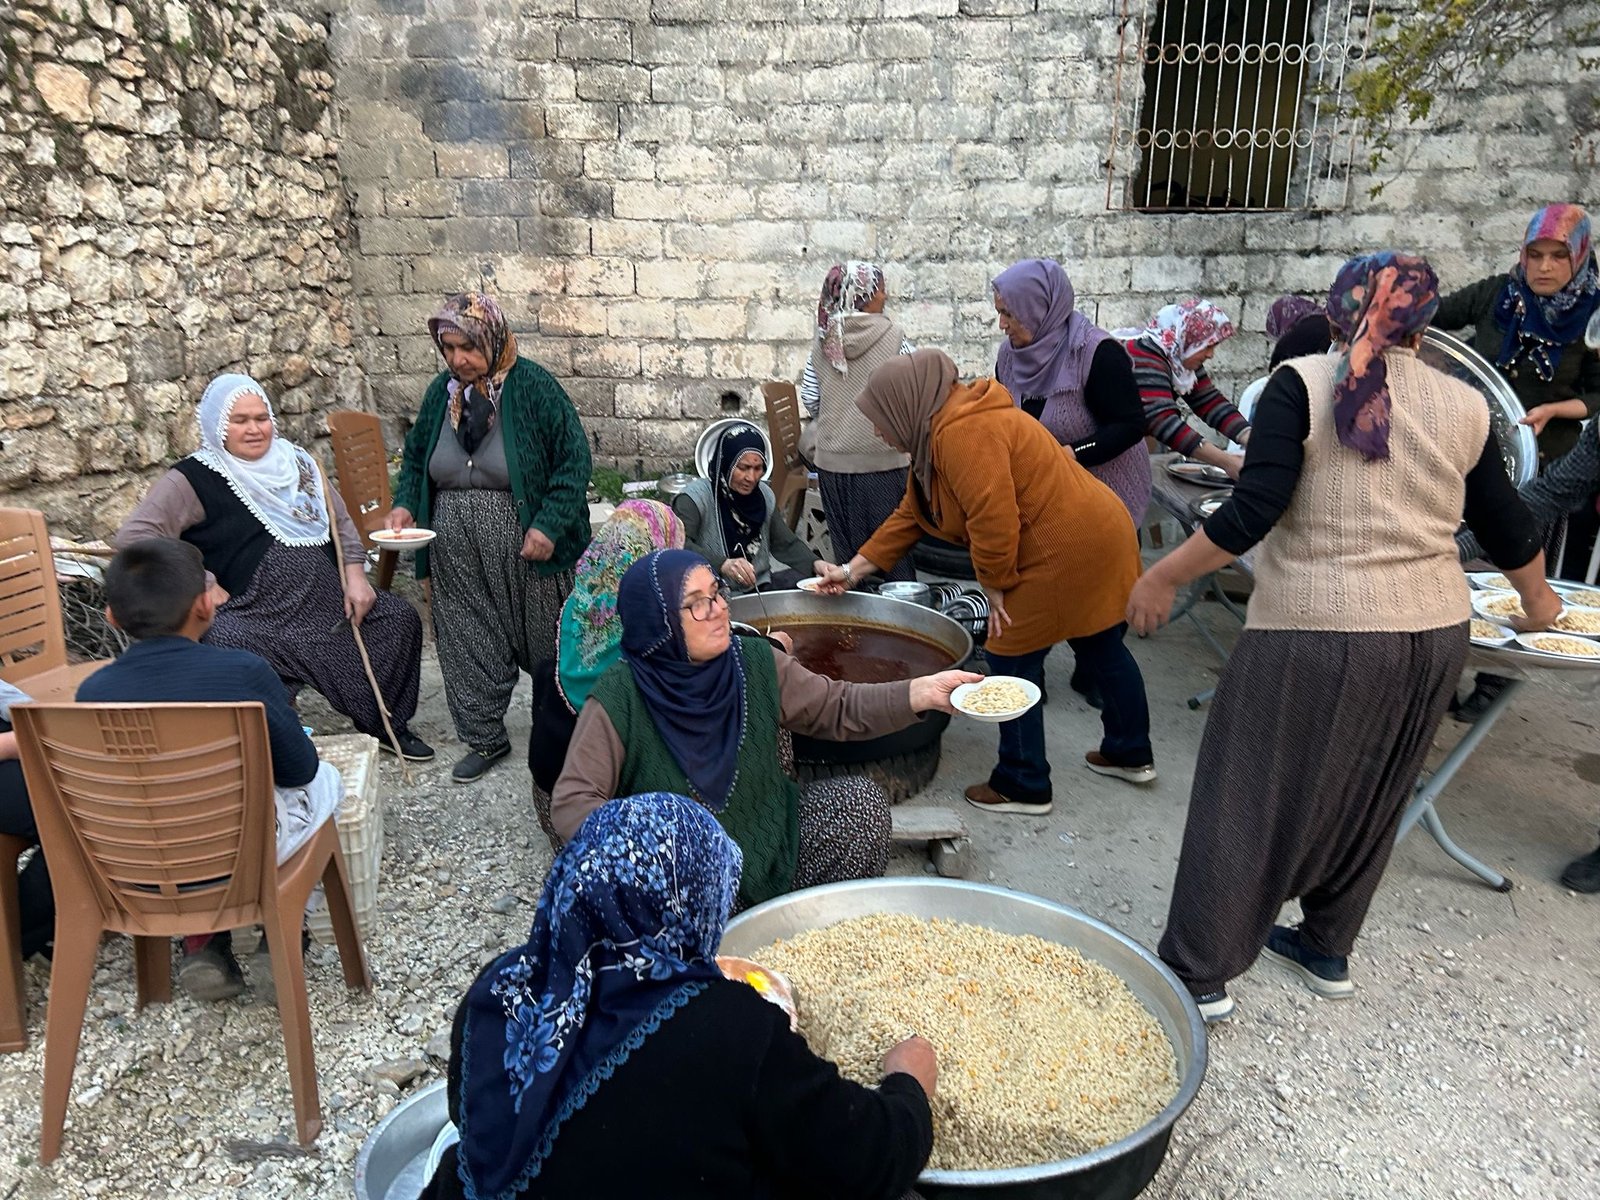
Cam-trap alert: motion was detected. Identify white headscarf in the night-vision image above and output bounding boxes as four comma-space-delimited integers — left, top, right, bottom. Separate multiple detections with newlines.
190, 374, 330, 546
1112, 299, 1235, 397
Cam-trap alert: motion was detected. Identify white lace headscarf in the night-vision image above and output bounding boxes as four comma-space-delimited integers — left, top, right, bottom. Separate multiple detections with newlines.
190, 374, 329, 546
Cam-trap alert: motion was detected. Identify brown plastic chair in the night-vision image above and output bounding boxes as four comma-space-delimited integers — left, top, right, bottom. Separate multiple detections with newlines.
326, 411, 399, 591
760, 381, 811, 532
0, 509, 111, 703
11, 701, 371, 1161
0, 832, 30, 1052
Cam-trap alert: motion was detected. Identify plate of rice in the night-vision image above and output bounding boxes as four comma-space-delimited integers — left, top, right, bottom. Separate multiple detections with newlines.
1514, 632, 1600, 660
1466, 570, 1513, 590
1554, 584, 1600, 609
1470, 590, 1531, 622
951, 676, 1042, 722
1469, 619, 1515, 646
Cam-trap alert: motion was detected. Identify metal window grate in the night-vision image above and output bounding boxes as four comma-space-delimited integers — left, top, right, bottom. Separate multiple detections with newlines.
1107, 0, 1376, 212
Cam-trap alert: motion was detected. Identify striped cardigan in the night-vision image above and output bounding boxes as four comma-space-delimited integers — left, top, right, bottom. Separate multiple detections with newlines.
1126, 338, 1250, 456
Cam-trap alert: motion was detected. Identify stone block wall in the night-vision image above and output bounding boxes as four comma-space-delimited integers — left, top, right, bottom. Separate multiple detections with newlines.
334, 0, 1597, 476
1, 0, 359, 534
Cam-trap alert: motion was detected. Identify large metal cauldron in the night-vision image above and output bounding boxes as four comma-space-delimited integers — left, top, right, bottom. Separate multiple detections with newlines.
721, 879, 1207, 1200
728, 590, 974, 798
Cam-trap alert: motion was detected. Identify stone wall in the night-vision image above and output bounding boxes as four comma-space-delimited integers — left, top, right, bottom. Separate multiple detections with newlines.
1, 0, 359, 534
334, 0, 1598, 476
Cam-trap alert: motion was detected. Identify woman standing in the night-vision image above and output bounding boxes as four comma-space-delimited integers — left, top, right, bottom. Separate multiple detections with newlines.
1120, 299, 1251, 479
118, 374, 430, 759
799, 261, 918, 580
675, 421, 825, 594
819, 351, 1154, 816
1128, 254, 1558, 1022
993, 258, 1150, 525
1265, 293, 1334, 368
389, 292, 592, 784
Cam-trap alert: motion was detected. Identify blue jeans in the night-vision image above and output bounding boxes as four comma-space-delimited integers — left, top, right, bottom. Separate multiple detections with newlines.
985, 623, 1152, 803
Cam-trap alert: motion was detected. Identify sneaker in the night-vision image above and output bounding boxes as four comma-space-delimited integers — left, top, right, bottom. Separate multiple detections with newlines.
452, 744, 511, 783
1192, 988, 1235, 1023
1559, 841, 1600, 892
379, 728, 436, 762
1084, 751, 1157, 785
178, 936, 246, 1002
963, 781, 1052, 816
1261, 925, 1355, 1000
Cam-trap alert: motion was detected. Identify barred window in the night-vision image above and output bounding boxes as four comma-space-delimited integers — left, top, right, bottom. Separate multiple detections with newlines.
1107, 0, 1376, 212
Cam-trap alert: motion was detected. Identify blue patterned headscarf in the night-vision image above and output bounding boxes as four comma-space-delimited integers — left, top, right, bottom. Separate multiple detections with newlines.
454, 794, 742, 1200
1492, 204, 1600, 382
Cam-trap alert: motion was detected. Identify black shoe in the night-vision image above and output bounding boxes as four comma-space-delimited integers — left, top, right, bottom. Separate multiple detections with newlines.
1559, 842, 1600, 892
379, 728, 436, 762
1451, 674, 1509, 725
452, 744, 511, 783
1260, 925, 1355, 999
178, 935, 246, 1002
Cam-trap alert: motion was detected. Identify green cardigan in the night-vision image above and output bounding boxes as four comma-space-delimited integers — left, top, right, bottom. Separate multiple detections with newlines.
392, 357, 593, 578
1434, 274, 1600, 464
590, 645, 800, 909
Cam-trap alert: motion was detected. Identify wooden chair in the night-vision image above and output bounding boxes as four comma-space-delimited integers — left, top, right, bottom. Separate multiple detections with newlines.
0, 509, 111, 703
760, 381, 811, 533
11, 702, 371, 1162
0, 832, 31, 1053
326, 411, 399, 592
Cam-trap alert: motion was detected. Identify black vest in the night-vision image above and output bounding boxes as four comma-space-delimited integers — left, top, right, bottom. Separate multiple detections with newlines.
173, 458, 336, 596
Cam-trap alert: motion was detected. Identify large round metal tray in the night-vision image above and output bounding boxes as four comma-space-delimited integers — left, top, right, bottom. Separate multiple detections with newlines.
354, 1080, 448, 1200
694, 417, 774, 481
1419, 327, 1536, 486
720, 878, 1207, 1200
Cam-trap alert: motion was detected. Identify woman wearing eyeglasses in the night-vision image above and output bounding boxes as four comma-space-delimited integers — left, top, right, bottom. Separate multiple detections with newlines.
549, 549, 980, 910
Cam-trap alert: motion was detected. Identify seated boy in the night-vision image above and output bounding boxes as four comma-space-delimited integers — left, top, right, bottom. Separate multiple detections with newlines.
78, 538, 342, 1000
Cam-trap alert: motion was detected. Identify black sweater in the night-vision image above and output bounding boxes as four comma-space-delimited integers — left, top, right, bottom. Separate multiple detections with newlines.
423, 976, 933, 1200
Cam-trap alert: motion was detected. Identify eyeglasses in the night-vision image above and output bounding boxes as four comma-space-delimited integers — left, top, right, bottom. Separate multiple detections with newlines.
681, 581, 730, 622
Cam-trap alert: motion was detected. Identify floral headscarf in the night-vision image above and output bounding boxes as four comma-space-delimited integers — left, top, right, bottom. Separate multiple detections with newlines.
1329, 251, 1441, 461
816, 261, 886, 373
1266, 294, 1322, 341
428, 292, 521, 454
1117, 299, 1235, 396
1326, 255, 1374, 343
555, 501, 685, 712
1492, 204, 1600, 382
453, 794, 742, 1200
190, 373, 329, 546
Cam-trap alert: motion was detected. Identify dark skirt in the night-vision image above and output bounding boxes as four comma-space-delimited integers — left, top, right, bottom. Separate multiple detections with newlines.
1158, 623, 1468, 994
818, 467, 915, 582
205, 543, 423, 737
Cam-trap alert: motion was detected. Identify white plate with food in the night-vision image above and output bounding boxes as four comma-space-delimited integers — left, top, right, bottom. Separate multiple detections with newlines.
950, 676, 1042, 723
1470, 590, 1530, 623
1513, 632, 1600, 661
370, 528, 437, 549
1549, 605, 1600, 638
1469, 619, 1516, 647
1553, 583, 1600, 609
794, 576, 825, 593
1466, 570, 1514, 591
1165, 460, 1234, 485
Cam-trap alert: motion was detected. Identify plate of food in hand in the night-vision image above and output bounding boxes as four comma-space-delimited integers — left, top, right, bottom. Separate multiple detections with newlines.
795, 576, 826, 593
1165, 460, 1233, 485
1550, 605, 1600, 638
370, 528, 437, 549
950, 676, 1042, 723
1469, 619, 1515, 647
1513, 632, 1600, 661
1470, 590, 1533, 623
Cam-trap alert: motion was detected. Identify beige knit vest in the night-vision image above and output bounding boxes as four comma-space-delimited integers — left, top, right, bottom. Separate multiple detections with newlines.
1246, 350, 1487, 633
813, 315, 911, 474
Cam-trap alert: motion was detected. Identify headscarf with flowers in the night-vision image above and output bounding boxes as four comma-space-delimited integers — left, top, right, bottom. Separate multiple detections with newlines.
1115, 298, 1236, 396
555, 500, 685, 713
428, 292, 521, 456
1329, 251, 1441, 461
453, 793, 742, 1200
1492, 203, 1600, 382
816, 260, 886, 373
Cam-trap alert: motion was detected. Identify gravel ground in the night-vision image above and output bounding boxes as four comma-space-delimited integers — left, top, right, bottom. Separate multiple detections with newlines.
1, 586, 1597, 1199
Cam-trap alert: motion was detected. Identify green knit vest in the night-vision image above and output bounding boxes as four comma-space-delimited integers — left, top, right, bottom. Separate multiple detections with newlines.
590, 644, 799, 908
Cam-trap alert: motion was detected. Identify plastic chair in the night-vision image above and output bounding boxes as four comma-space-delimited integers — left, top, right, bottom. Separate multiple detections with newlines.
11, 702, 371, 1161
0, 832, 30, 1052
760, 381, 811, 533
0, 508, 111, 703
326, 411, 399, 591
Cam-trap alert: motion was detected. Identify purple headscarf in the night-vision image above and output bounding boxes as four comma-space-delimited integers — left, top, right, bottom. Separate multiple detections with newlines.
992, 259, 1110, 402
1266, 294, 1321, 341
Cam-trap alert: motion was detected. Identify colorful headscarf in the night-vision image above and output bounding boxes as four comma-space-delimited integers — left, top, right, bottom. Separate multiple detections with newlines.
816, 261, 886, 373
1115, 299, 1235, 396
992, 258, 1110, 404
428, 292, 521, 455
1266, 294, 1322, 341
618, 549, 747, 811
707, 422, 770, 562
556, 501, 685, 713
1329, 251, 1441, 461
1326, 255, 1374, 343
190, 374, 329, 546
1492, 204, 1600, 382
855, 349, 961, 504
453, 793, 742, 1200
